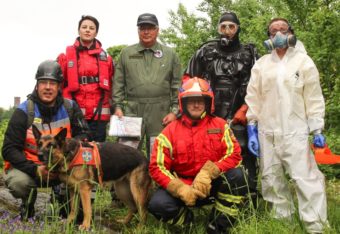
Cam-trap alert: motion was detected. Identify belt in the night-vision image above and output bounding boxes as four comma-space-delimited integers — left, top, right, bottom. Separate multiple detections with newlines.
78, 76, 99, 84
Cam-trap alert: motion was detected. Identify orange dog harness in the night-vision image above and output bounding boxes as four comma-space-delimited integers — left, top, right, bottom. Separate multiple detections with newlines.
69, 142, 103, 185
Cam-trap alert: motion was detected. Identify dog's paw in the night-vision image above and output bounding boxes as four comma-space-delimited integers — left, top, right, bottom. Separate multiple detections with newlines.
79, 223, 91, 231
115, 217, 127, 224
115, 216, 132, 225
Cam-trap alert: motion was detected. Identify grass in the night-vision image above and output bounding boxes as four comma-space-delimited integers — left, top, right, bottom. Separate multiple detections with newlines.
100, 178, 340, 234
1, 133, 339, 233
0, 177, 339, 233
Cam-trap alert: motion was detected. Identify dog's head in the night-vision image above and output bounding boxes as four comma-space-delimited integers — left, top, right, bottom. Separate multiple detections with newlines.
32, 125, 68, 168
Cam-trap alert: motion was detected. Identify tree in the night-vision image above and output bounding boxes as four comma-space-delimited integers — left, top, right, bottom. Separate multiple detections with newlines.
159, 3, 213, 68
107, 45, 128, 63
0, 107, 4, 121
0, 107, 15, 120
160, 0, 339, 134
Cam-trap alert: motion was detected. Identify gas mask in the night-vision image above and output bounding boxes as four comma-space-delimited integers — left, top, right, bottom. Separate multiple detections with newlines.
263, 32, 296, 51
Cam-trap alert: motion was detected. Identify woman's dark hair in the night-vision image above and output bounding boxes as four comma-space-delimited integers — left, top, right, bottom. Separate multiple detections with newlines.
78, 15, 99, 33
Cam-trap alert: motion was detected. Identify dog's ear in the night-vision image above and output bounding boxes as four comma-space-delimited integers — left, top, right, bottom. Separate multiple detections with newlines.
55, 128, 68, 146
32, 124, 42, 142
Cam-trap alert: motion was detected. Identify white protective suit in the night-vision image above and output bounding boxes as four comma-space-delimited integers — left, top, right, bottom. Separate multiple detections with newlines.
295, 40, 307, 54
245, 47, 327, 233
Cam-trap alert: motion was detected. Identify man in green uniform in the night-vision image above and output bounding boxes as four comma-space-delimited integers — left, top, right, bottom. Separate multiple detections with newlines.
113, 13, 181, 157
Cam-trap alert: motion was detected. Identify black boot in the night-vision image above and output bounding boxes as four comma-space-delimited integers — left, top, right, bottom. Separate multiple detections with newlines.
20, 201, 35, 221
206, 208, 234, 234
206, 220, 231, 234
166, 208, 194, 233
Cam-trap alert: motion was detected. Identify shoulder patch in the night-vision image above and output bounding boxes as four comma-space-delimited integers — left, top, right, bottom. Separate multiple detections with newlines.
99, 51, 108, 61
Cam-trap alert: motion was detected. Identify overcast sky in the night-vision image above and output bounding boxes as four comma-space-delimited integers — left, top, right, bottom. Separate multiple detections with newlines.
0, 0, 201, 109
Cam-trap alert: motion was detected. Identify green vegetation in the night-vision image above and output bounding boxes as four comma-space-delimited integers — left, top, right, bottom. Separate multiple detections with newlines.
107, 0, 339, 142
0, 0, 339, 233
160, 0, 340, 136
0, 183, 339, 233
0, 119, 9, 167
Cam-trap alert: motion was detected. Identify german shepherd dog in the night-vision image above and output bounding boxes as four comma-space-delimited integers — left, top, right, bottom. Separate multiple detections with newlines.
32, 125, 151, 230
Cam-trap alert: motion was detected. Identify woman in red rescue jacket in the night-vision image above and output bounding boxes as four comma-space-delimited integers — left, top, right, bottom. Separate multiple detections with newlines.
58, 15, 114, 142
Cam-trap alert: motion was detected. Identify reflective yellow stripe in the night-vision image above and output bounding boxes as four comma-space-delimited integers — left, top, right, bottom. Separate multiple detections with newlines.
236, 160, 242, 167
217, 192, 244, 204
175, 209, 187, 225
158, 134, 173, 158
215, 200, 238, 217
219, 124, 234, 162
166, 207, 187, 225
156, 134, 175, 179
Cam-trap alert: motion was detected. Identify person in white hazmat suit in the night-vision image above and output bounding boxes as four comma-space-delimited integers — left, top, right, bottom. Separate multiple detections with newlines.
245, 18, 328, 233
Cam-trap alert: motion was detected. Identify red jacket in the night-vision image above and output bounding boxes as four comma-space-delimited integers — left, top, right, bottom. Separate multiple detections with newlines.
149, 114, 242, 189
58, 38, 114, 121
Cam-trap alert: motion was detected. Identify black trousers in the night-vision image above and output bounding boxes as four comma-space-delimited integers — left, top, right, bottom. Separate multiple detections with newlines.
148, 168, 248, 229
87, 120, 108, 142
231, 123, 259, 194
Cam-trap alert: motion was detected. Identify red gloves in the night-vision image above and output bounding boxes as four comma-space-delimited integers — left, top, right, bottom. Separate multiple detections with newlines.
232, 104, 248, 126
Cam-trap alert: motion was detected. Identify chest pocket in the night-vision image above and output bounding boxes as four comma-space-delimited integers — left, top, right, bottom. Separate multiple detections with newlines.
203, 134, 223, 161
174, 140, 189, 164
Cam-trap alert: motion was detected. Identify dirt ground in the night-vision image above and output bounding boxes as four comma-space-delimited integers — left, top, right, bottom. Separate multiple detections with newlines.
0, 173, 51, 216
0, 173, 120, 233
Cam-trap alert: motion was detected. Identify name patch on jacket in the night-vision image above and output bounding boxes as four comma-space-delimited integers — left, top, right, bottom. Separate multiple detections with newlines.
129, 54, 143, 59
207, 128, 222, 134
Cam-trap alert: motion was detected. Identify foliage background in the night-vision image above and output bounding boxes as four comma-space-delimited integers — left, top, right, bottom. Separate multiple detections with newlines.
0, 0, 338, 182
0, 0, 339, 232
106, 0, 340, 152
157, 0, 340, 144
1, 0, 339, 182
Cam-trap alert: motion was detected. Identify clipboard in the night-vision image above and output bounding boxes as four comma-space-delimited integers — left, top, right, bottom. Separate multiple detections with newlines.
108, 115, 142, 138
